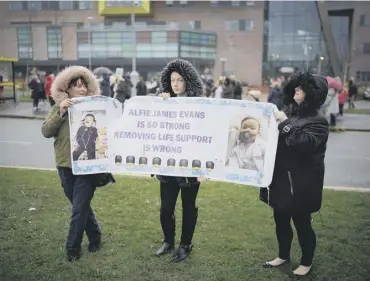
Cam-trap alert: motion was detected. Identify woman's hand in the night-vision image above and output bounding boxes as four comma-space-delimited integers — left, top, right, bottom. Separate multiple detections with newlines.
60, 99, 73, 116
158, 92, 170, 100
273, 107, 288, 122
197, 176, 209, 183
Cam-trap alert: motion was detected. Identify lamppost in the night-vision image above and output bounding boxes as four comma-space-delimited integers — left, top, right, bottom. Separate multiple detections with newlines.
130, 1, 139, 96
87, 16, 94, 70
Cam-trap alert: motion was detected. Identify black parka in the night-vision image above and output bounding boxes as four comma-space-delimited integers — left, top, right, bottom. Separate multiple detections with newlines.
153, 59, 203, 186
267, 73, 329, 214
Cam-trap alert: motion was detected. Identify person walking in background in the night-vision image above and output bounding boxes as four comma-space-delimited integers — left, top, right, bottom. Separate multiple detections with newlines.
233, 80, 243, 100
98, 73, 112, 97
147, 76, 159, 95
28, 73, 42, 111
212, 78, 223, 99
261, 73, 329, 277
348, 79, 357, 109
136, 77, 147, 96
338, 86, 348, 116
44, 73, 55, 107
268, 81, 283, 110
222, 77, 234, 99
0, 74, 4, 104
324, 76, 341, 127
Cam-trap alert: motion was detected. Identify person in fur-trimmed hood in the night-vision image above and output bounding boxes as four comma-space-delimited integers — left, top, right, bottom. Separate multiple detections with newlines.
154, 59, 203, 262
260, 73, 329, 276
41, 66, 103, 261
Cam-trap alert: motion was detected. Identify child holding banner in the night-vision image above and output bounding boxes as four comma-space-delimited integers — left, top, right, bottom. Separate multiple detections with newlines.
154, 59, 204, 262
261, 73, 329, 276
41, 66, 104, 261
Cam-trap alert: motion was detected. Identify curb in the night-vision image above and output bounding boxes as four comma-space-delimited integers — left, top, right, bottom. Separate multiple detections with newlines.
0, 114, 46, 120
0, 165, 369, 193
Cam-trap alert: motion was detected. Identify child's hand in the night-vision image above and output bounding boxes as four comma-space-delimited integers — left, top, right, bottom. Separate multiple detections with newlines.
158, 92, 170, 100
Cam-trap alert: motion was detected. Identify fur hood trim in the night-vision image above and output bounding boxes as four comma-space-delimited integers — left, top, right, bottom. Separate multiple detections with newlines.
160, 59, 203, 97
283, 72, 328, 110
51, 66, 101, 105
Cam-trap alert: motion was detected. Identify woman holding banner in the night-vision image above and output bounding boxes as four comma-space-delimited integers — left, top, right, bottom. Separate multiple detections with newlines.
260, 73, 329, 276
41, 66, 106, 261
154, 59, 204, 262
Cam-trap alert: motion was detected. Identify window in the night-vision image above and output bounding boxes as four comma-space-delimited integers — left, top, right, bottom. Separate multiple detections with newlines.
8, 2, 24, 11
363, 43, 370, 54
27, 1, 42, 11
165, 1, 174, 5
360, 15, 370, 26
210, 1, 218, 6
179, 0, 188, 5
152, 31, 167, 44
47, 27, 62, 59
17, 27, 33, 59
231, 1, 240, 6
356, 71, 370, 82
224, 20, 254, 31
224, 20, 239, 31
59, 1, 73, 10
246, 1, 255, 6
78, 1, 93, 10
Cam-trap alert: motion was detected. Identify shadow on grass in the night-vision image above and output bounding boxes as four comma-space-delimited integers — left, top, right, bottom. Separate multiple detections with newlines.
1, 168, 370, 281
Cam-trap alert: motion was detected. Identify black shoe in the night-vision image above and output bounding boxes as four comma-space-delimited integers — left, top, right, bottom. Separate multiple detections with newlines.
88, 239, 101, 253
67, 249, 81, 262
262, 257, 290, 268
172, 244, 192, 262
155, 242, 174, 256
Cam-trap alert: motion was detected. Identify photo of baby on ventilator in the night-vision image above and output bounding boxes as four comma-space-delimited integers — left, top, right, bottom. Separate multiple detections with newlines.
225, 114, 268, 173
70, 110, 109, 161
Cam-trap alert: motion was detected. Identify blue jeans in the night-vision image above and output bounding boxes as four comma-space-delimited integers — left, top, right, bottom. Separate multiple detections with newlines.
57, 167, 101, 251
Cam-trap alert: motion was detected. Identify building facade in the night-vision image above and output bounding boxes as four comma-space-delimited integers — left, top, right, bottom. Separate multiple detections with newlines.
0, 0, 264, 85
263, 0, 370, 83
0, 1, 369, 85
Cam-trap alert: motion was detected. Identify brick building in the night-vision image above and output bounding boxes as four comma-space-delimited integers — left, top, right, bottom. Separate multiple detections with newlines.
0, 1, 369, 85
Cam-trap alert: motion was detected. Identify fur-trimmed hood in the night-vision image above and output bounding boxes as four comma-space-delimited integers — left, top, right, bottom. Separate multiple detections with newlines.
160, 59, 203, 97
283, 73, 328, 111
51, 66, 101, 105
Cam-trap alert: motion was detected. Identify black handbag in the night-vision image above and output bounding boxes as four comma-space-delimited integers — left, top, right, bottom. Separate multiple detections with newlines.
91, 173, 116, 187
259, 187, 269, 205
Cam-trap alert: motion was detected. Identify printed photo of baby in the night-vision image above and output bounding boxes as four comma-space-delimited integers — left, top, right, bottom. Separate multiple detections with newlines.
225, 116, 267, 173
70, 110, 108, 161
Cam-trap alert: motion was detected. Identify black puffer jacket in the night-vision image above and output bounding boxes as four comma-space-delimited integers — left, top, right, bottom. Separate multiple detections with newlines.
266, 73, 329, 214
154, 59, 203, 186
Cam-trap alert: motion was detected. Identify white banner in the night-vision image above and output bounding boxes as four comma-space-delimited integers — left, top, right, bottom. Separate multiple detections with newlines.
69, 96, 279, 187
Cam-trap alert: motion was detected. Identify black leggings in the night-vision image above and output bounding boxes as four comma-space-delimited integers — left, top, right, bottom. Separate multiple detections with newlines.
33, 98, 39, 108
160, 181, 199, 246
274, 208, 316, 266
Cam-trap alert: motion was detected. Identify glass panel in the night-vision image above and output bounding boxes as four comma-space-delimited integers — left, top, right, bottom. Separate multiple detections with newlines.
59, 0, 73, 10
8, 2, 23, 11
263, 0, 333, 80
17, 27, 33, 59
78, 0, 93, 10
151, 31, 167, 44
27, 1, 42, 10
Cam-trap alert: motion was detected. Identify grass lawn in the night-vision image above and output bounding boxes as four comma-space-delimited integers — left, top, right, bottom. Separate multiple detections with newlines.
1, 168, 370, 281
19, 95, 32, 102
344, 108, 370, 115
